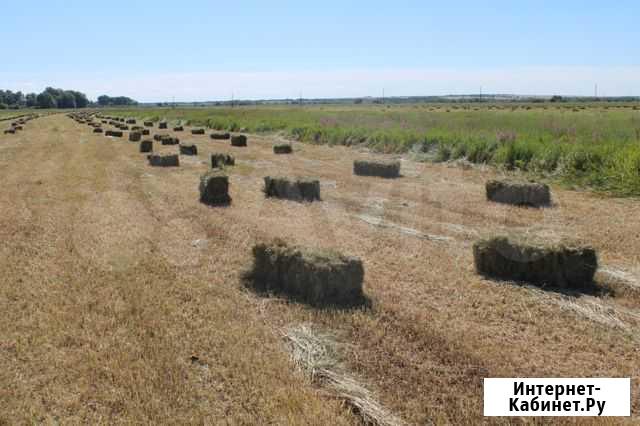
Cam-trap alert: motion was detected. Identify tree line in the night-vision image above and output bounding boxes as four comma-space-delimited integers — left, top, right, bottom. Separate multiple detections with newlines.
0, 88, 137, 109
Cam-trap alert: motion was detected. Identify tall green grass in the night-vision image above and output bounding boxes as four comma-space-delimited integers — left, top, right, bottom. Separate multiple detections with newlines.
105, 104, 640, 195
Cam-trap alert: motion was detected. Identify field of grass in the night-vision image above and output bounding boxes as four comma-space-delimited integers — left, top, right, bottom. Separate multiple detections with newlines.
3, 113, 640, 424
106, 103, 640, 195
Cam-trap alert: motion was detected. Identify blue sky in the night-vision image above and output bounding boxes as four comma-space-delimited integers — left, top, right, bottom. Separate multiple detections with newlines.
2, 1, 639, 101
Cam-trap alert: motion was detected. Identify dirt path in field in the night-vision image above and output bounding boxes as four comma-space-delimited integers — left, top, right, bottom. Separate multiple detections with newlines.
1, 114, 638, 425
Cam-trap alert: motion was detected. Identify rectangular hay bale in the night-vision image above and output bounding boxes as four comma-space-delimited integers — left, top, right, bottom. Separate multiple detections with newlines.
247, 240, 364, 306
353, 160, 400, 178
473, 235, 597, 288
264, 176, 320, 202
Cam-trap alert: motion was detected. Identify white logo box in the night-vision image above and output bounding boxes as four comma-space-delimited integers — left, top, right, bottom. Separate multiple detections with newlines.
484, 378, 630, 417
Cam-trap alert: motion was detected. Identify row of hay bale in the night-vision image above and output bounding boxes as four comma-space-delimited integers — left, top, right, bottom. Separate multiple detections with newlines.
3, 113, 39, 134
89, 113, 595, 306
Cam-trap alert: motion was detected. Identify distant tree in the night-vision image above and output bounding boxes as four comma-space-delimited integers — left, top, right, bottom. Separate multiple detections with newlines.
59, 91, 77, 108
550, 95, 564, 103
97, 95, 110, 106
72, 91, 89, 108
36, 92, 57, 109
25, 93, 37, 107
0, 103, 7, 110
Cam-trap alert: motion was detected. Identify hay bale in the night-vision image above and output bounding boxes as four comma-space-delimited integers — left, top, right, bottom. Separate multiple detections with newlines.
211, 153, 235, 168
147, 154, 180, 167
153, 134, 167, 141
273, 144, 293, 154
161, 136, 179, 145
263, 176, 321, 202
473, 235, 597, 288
144, 121, 154, 127
173, 126, 184, 132
486, 179, 551, 207
105, 130, 123, 137
231, 135, 247, 147
131, 126, 143, 131
199, 170, 231, 205
179, 144, 198, 155
13, 125, 23, 131
158, 121, 167, 129
141, 129, 150, 136
129, 132, 142, 142
4, 129, 15, 134
191, 128, 205, 135
210, 132, 230, 140
139, 140, 153, 153
247, 239, 364, 306
126, 119, 136, 124
93, 127, 103, 133
120, 125, 130, 131
353, 160, 401, 178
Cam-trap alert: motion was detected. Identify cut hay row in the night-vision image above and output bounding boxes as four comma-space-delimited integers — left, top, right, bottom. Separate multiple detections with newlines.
282, 324, 407, 426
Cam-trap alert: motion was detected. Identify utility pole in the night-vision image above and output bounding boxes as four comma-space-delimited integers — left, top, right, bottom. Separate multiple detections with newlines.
595, 84, 598, 98
480, 86, 483, 102
382, 88, 385, 104
231, 92, 234, 108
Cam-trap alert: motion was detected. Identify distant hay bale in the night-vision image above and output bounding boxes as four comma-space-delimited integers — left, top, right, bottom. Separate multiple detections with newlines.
199, 170, 231, 205
101, 120, 108, 124
13, 125, 23, 131
93, 127, 103, 133
191, 128, 205, 135
210, 132, 230, 140
126, 119, 136, 124
473, 235, 598, 289
129, 132, 142, 142
486, 179, 550, 207
231, 135, 247, 147
147, 154, 180, 167
161, 136, 179, 145
179, 144, 198, 155
144, 121, 154, 127
264, 176, 321, 202
153, 134, 166, 141
173, 125, 184, 131
105, 130, 123, 137
273, 144, 293, 154
211, 153, 235, 168
120, 125, 130, 131
353, 160, 401, 178
141, 129, 150, 136
4, 129, 15, 134
158, 121, 168, 129
139, 140, 153, 153
131, 126, 143, 131
246, 239, 364, 306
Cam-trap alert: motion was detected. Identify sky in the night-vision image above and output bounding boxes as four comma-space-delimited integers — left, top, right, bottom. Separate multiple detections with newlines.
1, 1, 639, 102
